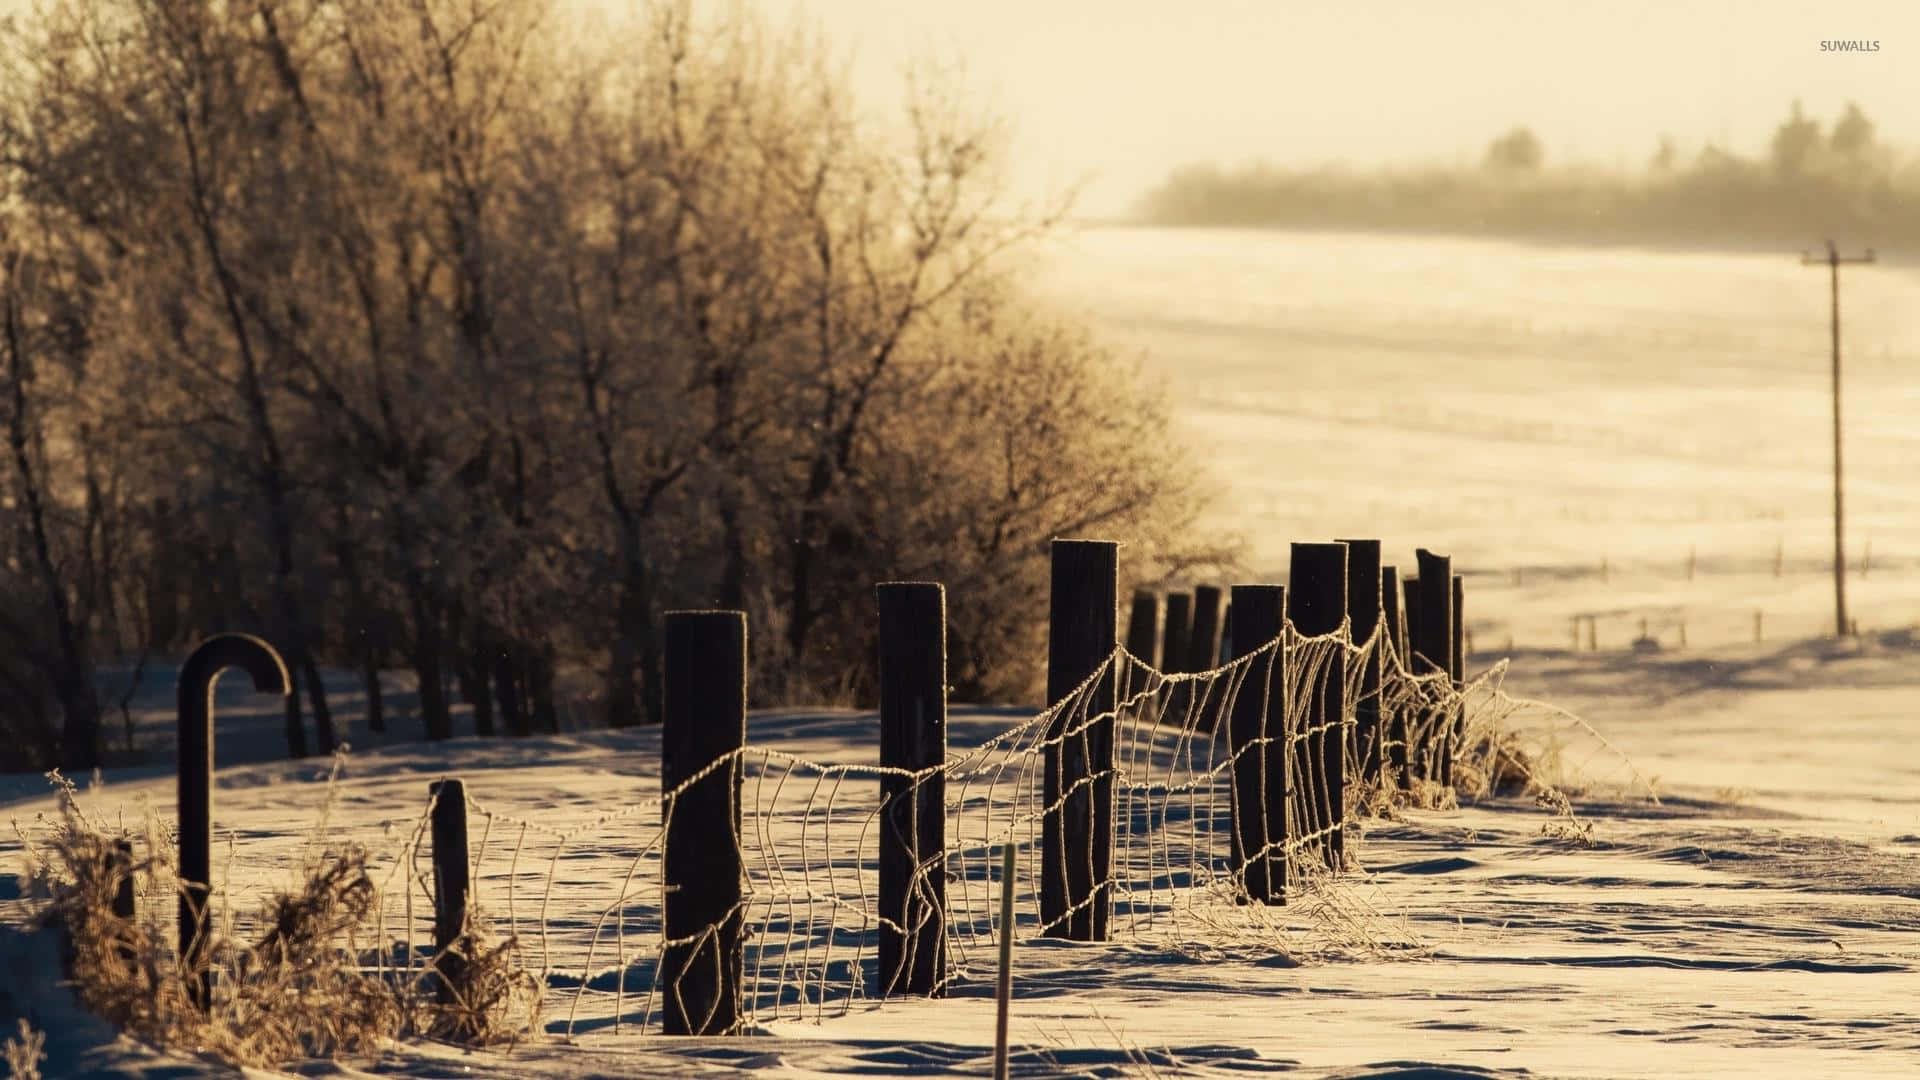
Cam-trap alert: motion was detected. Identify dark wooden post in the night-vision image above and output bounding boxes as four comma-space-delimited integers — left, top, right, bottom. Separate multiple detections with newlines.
1400, 574, 1422, 787
1335, 539, 1384, 786
1042, 540, 1116, 941
877, 583, 948, 997
1161, 592, 1192, 674
661, 610, 747, 1035
1449, 574, 1466, 788
1380, 565, 1407, 786
1125, 590, 1159, 668
1218, 602, 1235, 666
1226, 585, 1287, 903
1287, 542, 1348, 871
1186, 585, 1222, 674
111, 838, 135, 968
1158, 591, 1194, 729
1413, 551, 1454, 789
1186, 585, 1224, 733
178, 634, 289, 1010
429, 778, 470, 1004
111, 838, 134, 920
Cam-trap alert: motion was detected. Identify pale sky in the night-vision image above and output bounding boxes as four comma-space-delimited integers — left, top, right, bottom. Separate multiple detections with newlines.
5, 0, 1913, 217
744, 0, 1920, 216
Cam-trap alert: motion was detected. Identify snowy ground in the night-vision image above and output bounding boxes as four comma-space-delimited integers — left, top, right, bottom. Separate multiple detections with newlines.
5, 229, 1918, 1076
3, 630, 1918, 1078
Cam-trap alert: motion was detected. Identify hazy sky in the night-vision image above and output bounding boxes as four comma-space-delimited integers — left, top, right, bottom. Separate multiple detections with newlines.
4, 0, 1910, 217
746, 0, 1920, 216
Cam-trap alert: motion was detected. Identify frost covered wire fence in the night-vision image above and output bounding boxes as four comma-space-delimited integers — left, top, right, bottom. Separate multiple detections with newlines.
336, 612, 1631, 1038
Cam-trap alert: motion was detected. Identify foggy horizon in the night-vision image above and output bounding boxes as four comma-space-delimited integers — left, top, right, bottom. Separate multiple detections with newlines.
732, 0, 1917, 216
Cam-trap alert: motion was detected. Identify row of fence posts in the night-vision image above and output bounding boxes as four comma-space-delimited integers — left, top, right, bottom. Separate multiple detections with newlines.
146, 537, 1467, 1036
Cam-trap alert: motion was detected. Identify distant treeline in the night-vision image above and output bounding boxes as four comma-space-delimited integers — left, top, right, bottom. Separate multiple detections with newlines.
1136, 102, 1916, 252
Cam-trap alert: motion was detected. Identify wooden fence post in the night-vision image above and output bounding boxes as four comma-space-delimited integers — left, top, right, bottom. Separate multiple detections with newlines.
1217, 602, 1234, 667
1380, 566, 1408, 787
110, 838, 135, 968
1226, 585, 1287, 903
1187, 585, 1223, 674
177, 634, 288, 1011
1042, 540, 1117, 942
112, 838, 134, 920
1161, 592, 1192, 674
661, 610, 747, 1035
429, 778, 470, 1004
1186, 585, 1224, 733
1125, 590, 1159, 668
1288, 542, 1348, 870
1335, 539, 1383, 786
877, 583, 948, 997
1413, 551, 1454, 789
1449, 573, 1466, 788
1400, 574, 1422, 787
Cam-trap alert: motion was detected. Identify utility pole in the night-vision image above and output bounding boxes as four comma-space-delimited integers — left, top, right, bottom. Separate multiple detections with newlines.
1801, 239, 1875, 638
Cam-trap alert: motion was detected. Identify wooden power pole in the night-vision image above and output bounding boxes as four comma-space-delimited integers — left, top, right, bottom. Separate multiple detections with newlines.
1801, 239, 1875, 638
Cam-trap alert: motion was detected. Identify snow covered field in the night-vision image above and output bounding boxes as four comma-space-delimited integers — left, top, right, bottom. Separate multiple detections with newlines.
5, 229, 1918, 1076
4, 632, 1918, 1078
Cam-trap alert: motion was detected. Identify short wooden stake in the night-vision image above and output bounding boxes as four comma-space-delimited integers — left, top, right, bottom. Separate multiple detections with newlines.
429, 778, 470, 1004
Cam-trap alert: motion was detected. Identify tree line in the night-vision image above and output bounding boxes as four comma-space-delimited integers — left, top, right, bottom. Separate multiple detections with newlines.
0, 0, 1230, 771
1137, 101, 1916, 251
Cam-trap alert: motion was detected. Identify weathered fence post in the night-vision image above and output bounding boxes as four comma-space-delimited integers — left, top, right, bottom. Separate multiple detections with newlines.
111, 838, 135, 967
1226, 585, 1287, 903
1336, 539, 1384, 785
1125, 590, 1159, 668
1413, 550, 1454, 790
1162, 592, 1193, 674
111, 838, 134, 920
1187, 585, 1225, 733
1217, 602, 1234, 667
1381, 566, 1408, 786
178, 634, 289, 1010
1042, 540, 1116, 941
1288, 542, 1348, 870
877, 583, 948, 997
1449, 573, 1466, 788
661, 610, 747, 1035
429, 778, 470, 1004
1187, 585, 1223, 674
1400, 575, 1423, 786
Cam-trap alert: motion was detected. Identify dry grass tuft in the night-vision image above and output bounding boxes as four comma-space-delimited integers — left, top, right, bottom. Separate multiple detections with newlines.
423, 905, 543, 1046
19, 772, 537, 1070
3, 1018, 46, 1080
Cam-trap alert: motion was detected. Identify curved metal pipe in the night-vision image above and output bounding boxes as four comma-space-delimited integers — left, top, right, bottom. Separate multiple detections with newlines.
177, 633, 288, 1010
